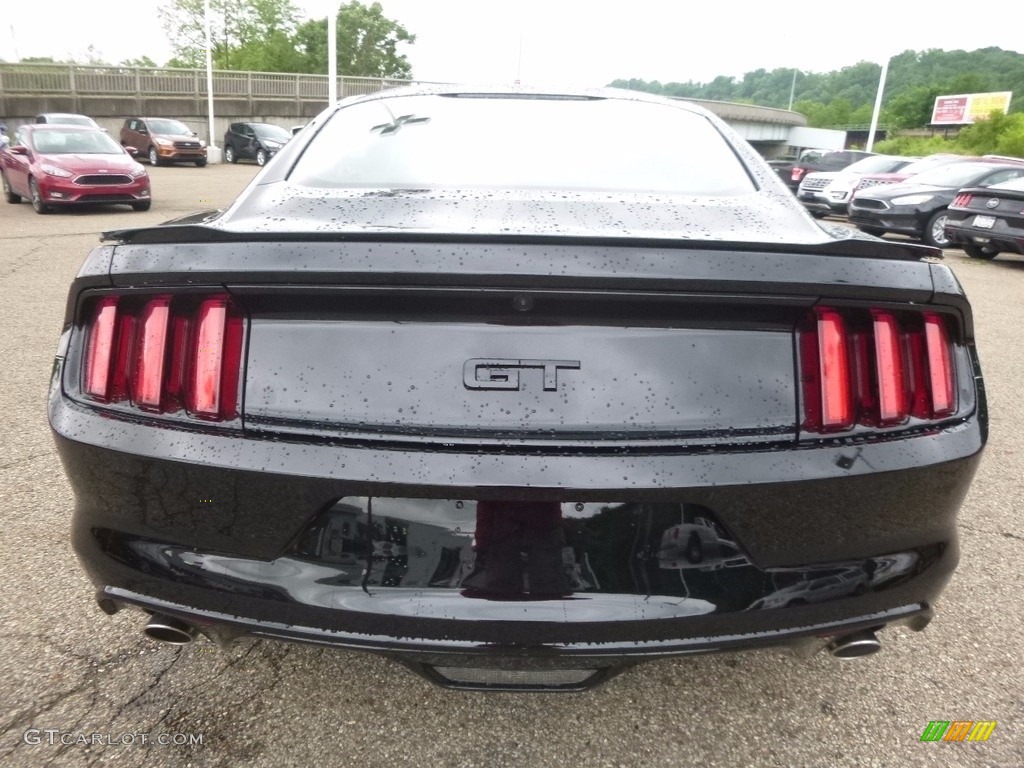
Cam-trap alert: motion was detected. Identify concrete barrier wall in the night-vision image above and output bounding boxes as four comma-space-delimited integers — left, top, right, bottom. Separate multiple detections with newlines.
2, 95, 330, 145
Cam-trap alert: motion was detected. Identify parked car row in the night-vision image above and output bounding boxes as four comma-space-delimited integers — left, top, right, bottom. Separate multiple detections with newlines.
797, 154, 915, 218
0, 113, 300, 215
792, 150, 1024, 256
848, 159, 1024, 248
10, 113, 297, 169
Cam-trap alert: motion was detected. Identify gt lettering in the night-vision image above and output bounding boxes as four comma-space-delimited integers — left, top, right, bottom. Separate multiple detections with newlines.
463, 358, 580, 391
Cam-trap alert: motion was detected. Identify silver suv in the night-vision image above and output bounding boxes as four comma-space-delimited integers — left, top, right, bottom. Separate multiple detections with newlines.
798, 155, 915, 217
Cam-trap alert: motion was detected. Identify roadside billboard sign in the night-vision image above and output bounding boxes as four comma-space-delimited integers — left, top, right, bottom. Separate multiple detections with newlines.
931, 92, 1012, 125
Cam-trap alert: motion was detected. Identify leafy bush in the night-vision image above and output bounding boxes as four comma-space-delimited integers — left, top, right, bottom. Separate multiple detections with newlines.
873, 135, 960, 156
876, 112, 1024, 158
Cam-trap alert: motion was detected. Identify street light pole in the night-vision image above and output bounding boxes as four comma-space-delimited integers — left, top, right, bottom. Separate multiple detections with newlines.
203, 0, 218, 162
788, 68, 798, 111
328, 8, 337, 107
866, 57, 889, 152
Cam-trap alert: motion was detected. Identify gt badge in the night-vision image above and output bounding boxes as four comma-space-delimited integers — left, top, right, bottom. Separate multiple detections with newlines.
463, 358, 580, 391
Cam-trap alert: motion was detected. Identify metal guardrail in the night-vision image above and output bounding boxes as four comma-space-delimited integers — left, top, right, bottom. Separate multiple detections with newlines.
0, 62, 417, 101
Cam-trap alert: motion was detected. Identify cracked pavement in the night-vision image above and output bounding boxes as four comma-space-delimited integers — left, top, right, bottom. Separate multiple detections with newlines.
0, 165, 1021, 767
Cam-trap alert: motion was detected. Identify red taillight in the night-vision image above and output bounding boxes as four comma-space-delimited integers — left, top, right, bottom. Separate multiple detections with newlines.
80, 293, 243, 421
163, 314, 193, 412
800, 307, 959, 434
83, 297, 119, 399
132, 296, 171, 409
871, 311, 907, 425
952, 193, 972, 208
791, 167, 806, 182
189, 298, 229, 417
817, 309, 853, 430
924, 313, 956, 417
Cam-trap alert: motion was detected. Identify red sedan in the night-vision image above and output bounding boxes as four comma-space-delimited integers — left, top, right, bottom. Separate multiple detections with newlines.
1, 124, 151, 214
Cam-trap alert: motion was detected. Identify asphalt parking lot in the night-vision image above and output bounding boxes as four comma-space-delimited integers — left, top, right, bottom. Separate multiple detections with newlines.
1, 163, 1021, 768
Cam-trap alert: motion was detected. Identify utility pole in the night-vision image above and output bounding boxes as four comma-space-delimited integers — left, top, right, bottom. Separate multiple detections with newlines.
328, 7, 337, 107
203, 0, 218, 162
866, 58, 889, 152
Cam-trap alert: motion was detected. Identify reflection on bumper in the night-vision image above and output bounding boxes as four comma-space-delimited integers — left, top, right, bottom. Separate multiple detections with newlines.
83, 495, 951, 653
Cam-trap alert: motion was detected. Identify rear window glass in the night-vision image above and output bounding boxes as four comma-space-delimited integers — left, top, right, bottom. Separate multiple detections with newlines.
288, 94, 756, 194
912, 162, 1009, 187
989, 176, 1024, 192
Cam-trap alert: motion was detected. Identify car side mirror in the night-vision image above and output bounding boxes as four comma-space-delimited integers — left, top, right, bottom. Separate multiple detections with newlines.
9, 145, 28, 155
124, 145, 138, 156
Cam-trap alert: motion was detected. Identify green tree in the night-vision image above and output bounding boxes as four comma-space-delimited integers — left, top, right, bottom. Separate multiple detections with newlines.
608, 47, 1024, 128
159, 0, 413, 76
120, 56, 159, 68
956, 110, 1022, 154
160, 0, 302, 70
883, 85, 945, 129
294, 1, 415, 79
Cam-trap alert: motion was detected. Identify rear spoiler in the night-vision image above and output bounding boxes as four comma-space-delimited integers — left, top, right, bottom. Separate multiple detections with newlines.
101, 223, 939, 262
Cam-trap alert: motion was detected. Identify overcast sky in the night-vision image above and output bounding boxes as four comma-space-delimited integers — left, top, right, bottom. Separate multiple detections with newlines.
2, 0, 1022, 87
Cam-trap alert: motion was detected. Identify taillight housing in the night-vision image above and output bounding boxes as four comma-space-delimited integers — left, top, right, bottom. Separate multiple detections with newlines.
800, 306, 958, 434
951, 193, 972, 208
80, 292, 244, 421
791, 167, 806, 182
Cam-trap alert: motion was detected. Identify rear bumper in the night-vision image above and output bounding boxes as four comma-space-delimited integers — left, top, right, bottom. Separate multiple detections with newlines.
156, 147, 206, 161
52, 351, 983, 676
945, 217, 1024, 255
797, 190, 831, 214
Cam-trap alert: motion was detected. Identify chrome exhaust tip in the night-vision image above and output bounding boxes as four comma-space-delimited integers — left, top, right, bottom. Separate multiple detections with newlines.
143, 614, 198, 645
827, 630, 881, 659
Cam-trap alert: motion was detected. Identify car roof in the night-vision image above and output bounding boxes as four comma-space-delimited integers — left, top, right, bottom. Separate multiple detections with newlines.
26, 124, 103, 131
327, 83, 718, 119
965, 176, 1024, 192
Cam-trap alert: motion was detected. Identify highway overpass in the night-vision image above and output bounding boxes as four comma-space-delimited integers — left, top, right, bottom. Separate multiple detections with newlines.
1, 62, 813, 157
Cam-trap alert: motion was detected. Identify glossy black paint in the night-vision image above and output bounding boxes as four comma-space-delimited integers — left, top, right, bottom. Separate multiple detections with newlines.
849, 164, 1024, 242
944, 181, 1024, 258
50, 86, 988, 690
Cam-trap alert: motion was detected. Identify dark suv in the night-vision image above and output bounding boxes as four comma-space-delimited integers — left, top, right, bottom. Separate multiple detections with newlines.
223, 122, 291, 166
120, 118, 207, 167
771, 150, 876, 192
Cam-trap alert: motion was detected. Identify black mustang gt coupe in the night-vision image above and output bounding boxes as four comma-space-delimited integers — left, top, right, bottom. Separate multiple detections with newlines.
50, 86, 987, 692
